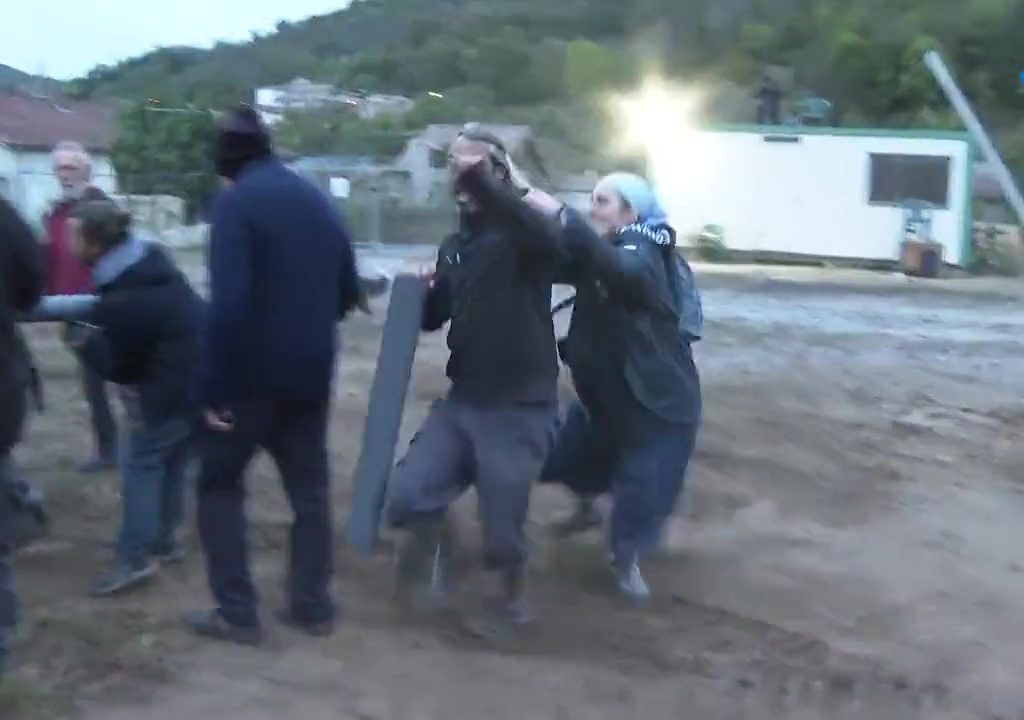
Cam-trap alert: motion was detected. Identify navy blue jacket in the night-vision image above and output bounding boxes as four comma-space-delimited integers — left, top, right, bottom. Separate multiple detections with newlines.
80, 245, 204, 425
198, 158, 360, 408
559, 211, 701, 430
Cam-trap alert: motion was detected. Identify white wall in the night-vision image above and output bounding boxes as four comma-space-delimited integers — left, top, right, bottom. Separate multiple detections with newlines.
5, 150, 117, 230
664, 131, 971, 266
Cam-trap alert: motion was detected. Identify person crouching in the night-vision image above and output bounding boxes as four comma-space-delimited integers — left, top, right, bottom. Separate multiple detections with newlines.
67, 200, 203, 597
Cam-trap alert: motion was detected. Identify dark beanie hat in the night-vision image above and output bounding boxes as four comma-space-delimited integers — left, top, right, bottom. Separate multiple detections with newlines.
215, 106, 272, 179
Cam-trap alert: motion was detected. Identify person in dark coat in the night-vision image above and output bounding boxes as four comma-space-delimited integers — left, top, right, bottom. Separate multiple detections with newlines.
0, 195, 46, 680
384, 126, 561, 629
64, 199, 204, 597
529, 173, 703, 601
186, 107, 360, 646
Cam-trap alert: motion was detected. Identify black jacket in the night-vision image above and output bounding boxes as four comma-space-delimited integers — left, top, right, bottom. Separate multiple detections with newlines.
422, 168, 561, 405
559, 211, 701, 430
0, 197, 45, 455
78, 245, 204, 425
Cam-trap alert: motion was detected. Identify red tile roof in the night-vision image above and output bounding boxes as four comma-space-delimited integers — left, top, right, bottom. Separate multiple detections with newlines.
0, 93, 117, 151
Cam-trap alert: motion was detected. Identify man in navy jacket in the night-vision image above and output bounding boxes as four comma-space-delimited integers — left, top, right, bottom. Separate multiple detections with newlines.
186, 107, 360, 645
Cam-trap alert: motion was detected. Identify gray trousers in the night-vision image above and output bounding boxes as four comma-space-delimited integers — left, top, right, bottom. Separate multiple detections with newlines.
386, 396, 556, 569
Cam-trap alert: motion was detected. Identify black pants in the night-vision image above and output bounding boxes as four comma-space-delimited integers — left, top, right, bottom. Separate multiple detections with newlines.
386, 396, 556, 570
196, 399, 333, 628
79, 357, 117, 461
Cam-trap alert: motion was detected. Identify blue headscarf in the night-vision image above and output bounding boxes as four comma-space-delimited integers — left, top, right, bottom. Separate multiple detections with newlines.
596, 172, 704, 342
596, 172, 670, 229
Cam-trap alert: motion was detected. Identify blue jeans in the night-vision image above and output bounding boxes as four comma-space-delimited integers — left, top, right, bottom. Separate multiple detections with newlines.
540, 402, 698, 564
116, 415, 193, 569
0, 457, 16, 680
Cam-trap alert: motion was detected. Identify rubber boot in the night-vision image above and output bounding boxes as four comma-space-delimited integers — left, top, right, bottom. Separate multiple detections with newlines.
465, 565, 534, 640
549, 496, 601, 537
395, 517, 454, 611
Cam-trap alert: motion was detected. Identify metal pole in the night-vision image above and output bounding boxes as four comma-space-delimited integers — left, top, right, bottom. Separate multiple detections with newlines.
923, 50, 1024, 224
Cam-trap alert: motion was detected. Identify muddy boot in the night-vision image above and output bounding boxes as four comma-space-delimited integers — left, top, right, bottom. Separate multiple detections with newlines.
395, 518, 454, 612
549, 496, 601, 537
612, 555, 651, 603
465, 566, 534, 640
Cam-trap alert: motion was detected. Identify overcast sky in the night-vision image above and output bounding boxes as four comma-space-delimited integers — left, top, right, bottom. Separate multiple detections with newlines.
4, 1, 351, 80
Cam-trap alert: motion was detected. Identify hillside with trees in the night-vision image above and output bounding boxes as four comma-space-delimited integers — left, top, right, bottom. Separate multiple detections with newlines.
67, 0, 1024, 173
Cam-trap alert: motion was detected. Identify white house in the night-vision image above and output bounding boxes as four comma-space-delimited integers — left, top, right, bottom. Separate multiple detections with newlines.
254, 78, 413, 126
664, 126, 974, 266
0, 92, 118, 228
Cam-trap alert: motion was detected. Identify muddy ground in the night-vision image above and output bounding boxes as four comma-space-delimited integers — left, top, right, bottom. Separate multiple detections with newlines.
3, 259, 1024, 719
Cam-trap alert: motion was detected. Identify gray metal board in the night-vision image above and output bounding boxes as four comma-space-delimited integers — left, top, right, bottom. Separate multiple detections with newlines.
346, 273, 429, 554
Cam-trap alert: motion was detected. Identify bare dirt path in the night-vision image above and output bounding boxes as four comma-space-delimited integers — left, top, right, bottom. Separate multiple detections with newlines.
4, 268, 1024, 719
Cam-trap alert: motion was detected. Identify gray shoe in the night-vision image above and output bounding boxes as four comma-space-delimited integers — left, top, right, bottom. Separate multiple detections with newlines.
91, 561, 159, 598
550, 498, 601, 537
613, 557, 651, 603
183, 609, 264, 646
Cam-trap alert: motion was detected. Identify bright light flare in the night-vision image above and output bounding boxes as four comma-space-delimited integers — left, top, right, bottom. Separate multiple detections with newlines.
605, 77, 713, 230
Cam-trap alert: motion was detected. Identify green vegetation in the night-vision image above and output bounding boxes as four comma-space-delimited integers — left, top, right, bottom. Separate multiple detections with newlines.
62, 0, 1024, 176
110, 104, 220, 221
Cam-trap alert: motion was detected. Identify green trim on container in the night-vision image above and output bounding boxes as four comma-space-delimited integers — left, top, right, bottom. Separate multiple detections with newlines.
705, 123, 972, 143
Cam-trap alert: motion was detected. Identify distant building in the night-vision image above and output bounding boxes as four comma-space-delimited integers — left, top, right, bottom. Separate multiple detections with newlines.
0, 92, 118, 225
357, 94, 415, 120
254, 78, 412, 126
392, 123, 549, 203
287, 154, 410, 200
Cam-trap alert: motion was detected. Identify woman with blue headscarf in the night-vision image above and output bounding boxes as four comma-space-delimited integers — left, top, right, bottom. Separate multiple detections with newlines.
529, 172, 703, 601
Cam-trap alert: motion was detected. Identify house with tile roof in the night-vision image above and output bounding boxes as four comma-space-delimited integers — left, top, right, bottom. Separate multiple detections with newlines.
0, 92, 118, 226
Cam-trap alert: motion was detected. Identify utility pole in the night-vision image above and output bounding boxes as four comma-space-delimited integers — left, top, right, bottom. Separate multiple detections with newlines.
923, 50, 1024, 224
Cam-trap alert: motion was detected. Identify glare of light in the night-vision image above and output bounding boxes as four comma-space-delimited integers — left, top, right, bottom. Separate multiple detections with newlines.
428, 91, 444, 99
606, 76, 713, 230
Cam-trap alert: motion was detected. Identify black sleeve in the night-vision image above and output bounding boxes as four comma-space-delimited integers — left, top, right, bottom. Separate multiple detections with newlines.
563, 217, 661, 308
421, 236, 455, 332
457, 165, 562, 260
0, 196, 45, 312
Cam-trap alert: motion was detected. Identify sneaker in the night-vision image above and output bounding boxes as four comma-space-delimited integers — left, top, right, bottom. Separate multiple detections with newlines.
90, 561, 159, 597
613, 558, 651, 603
549, 498, 602, 537
183, 609, 263, 647
272, 608, 335, 638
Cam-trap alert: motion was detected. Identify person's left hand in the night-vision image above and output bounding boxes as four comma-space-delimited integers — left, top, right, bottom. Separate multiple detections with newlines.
523, 189, 564, 217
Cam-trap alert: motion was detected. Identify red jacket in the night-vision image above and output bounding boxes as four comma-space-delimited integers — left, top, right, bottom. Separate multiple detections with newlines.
43, 186, 107, 295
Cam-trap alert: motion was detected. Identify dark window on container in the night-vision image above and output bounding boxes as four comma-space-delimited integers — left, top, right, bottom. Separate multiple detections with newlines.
868, 153, 951, 208
429, 148, 448, 169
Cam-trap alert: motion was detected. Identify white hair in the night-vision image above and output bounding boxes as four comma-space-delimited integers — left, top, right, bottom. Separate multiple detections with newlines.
52, 140, 92, 170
